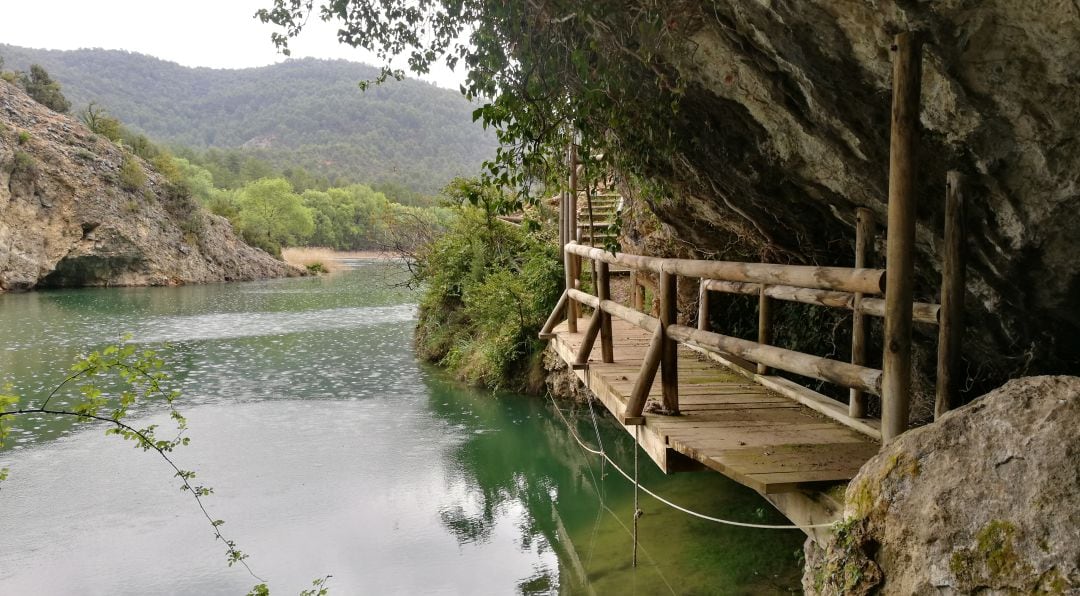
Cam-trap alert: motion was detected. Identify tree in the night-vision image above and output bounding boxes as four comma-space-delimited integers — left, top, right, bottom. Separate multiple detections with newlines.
0, 342, 260, 579
80, 102, 124, 141
20, 64, 71, 113
236, 178, 314, 256
256, 1, 684, 207
0, 342, 333, 595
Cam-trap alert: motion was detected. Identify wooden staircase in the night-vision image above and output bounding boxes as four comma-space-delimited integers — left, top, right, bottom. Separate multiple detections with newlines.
576, 192, 621, 248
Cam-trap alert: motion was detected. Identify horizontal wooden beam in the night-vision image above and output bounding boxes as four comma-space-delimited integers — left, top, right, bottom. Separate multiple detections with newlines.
702, 279, 939, 325
666, 324, 883, 396
565, 243, 884, 295
689, 343, 883, 441
567, 289, 660, 333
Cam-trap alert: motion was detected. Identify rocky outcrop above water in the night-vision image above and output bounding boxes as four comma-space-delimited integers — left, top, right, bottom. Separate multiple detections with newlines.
802, 376, 1079, 594
0, 80, 302, 291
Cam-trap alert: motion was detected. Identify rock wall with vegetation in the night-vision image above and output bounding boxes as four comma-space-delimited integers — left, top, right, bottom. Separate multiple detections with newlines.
0, 80, 301, 291
803, 375, 1078, 594
615, 2, 1080, 398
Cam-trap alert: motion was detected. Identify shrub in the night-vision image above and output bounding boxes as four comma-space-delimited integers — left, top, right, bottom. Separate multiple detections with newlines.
16, 131, 30, 145
19, 65, 70, 113
12, 150, 36, 176
414, 208, 561, 391
119, 153, 146, 191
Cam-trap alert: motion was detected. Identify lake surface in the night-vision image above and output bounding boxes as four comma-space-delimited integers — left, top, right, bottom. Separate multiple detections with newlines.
0, 265, 803, 594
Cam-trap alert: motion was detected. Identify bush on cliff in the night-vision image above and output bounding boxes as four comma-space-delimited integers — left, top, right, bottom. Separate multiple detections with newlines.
414, 208, 561, 392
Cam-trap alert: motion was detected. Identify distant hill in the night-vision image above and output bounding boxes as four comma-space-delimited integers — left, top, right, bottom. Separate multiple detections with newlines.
0, 45, 496, 193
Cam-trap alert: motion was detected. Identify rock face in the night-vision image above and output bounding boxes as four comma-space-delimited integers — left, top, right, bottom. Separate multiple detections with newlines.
803, 376, 1079, 594
591, 2, 1080, 396
0, 80, 302, 291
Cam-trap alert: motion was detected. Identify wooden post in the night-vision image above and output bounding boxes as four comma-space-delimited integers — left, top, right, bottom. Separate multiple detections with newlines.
559, 190, 567, 252
597, 261, 614, 363
634, 275, 646, 311
573, 305, 604, 367
567, 145, 580, 327
850, 207, 875, 418
757, 285, 772, 375
936, 171, 966, 419
539, 290, 569, 339
882, 32, 922, 443
697, 279, 710, 331
564, 245, 578, 333
624, 324, 665, 423
660, 271, 680, 413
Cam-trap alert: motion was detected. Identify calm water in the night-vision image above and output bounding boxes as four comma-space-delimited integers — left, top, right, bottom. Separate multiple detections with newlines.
0, 265, 802, 594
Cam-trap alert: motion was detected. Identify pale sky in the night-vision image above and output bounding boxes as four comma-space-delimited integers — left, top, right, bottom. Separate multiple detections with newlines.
0, 0, 466, 89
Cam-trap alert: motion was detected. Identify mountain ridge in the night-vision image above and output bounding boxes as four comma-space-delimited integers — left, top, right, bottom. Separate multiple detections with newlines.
0, 45, 495, 193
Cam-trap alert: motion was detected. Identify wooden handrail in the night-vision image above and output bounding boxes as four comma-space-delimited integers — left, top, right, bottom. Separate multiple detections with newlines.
667, 325, 883, 397
565, 243, 885, 295
701, 279, 940, 325
565, 288, 884, 397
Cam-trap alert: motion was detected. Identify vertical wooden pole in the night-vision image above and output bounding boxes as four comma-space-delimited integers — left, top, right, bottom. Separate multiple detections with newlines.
935, 171, 966, 419
697, 280, 710, 331
660, 271, 679, 413
559, 191, 567, 253
634, 275, 646, 312
597, 261, 614, 363
757, 285, 772, 375
882, 32, 922, 443
567, 144, 580, 327
564, 245, 578, 333
850, 207, 875, 418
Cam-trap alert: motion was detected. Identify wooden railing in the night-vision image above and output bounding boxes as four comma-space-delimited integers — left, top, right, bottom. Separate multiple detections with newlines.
541, 32, 965, 444
542, 243, 890, 435
541, 205, 964, 442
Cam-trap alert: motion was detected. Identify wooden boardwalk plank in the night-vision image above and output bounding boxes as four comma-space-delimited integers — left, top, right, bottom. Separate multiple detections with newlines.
550, 317, 879, 494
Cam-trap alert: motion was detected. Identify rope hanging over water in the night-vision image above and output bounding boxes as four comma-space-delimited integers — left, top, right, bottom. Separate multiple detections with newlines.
632, 424, 641, 567
547, 386, 836, 531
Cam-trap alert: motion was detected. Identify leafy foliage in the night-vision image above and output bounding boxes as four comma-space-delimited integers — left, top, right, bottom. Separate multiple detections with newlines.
235, 178, 315, 256
17, 64, 70, 113
0, 340, 257, 578
0, 45, 497, 194
119, 151, 147, 191
414, 200, 562, 391
256, 0, 689, 208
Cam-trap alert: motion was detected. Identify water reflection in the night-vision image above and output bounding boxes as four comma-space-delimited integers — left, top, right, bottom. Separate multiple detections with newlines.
0, 267, 802, 594
423, 372, 804, 594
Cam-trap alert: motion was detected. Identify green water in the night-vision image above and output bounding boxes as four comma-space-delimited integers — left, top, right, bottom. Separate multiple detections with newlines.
0, 266, 803, 594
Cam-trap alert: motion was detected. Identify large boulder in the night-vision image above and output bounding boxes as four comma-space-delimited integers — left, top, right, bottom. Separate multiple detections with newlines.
804, 376, 1079, 594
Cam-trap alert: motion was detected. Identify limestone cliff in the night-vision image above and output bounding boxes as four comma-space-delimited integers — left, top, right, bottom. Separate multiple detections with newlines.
0, 80, 302, 291
574, 2, 1080, 400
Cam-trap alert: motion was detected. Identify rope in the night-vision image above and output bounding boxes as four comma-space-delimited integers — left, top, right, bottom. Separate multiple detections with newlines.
632, 424, 641, 567
547, 390, 836, 531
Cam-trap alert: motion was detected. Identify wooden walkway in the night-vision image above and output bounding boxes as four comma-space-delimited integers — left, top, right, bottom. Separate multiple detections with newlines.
551, 317, 880, 495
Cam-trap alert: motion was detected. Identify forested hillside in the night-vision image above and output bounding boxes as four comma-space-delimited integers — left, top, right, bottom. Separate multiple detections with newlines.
0, 45, 495, 193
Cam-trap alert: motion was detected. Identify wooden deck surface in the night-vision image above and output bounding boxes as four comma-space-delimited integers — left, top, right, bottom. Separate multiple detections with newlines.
551, 317, 880, 494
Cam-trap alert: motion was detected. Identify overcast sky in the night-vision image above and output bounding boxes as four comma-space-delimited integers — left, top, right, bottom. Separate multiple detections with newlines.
0, 0, 466, 89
